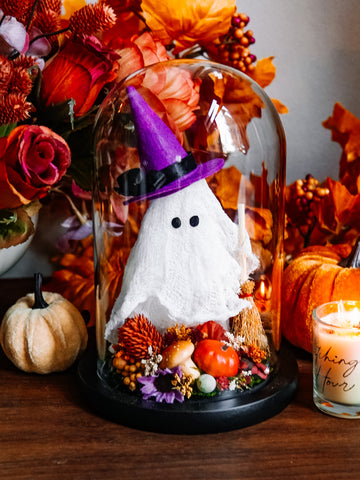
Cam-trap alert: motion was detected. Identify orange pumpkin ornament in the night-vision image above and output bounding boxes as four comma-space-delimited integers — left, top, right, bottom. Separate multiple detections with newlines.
281, 242, 360, 352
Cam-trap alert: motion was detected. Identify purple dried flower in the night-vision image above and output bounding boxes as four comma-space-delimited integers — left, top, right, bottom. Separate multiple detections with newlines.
137, 367, 184, 404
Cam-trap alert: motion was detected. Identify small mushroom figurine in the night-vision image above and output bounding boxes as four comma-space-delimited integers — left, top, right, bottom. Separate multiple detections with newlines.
160, 340, 200, 380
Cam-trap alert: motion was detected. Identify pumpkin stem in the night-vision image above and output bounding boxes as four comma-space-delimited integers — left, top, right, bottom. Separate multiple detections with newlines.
344, 238, 360, 268
33, 273, 49, 309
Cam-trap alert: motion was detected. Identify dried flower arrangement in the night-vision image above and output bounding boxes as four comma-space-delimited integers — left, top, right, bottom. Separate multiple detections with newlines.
108, 316, 270, 403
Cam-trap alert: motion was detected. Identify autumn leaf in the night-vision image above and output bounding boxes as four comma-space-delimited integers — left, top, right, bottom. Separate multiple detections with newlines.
248, 57, 288, 114
271, 98, 288, 114
245, 207, 273, 244
323, 103, 360, 160
248, 57, 276, 88
323, 103, 360, 194
312, 177, 360, 236
210, 166, 241, 210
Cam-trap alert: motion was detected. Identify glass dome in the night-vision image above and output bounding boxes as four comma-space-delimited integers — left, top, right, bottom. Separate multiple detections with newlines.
92, 59, 286, 401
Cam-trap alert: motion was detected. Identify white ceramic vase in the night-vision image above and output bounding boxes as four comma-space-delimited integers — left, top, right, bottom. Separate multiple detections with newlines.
0, 214, 38, 277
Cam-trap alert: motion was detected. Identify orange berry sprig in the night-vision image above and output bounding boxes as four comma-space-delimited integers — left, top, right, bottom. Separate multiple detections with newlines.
112, 351, 143, 391
285, 174, 330, 246
214, 13, 256, 73
293, 174, 329, 221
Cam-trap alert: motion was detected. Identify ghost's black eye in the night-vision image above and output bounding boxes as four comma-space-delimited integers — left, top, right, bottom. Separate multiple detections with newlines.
189, 215, 199, 227
171, 217, 181, 228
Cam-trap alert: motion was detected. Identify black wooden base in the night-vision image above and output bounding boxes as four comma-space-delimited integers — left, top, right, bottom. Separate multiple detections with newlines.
77, 344, 298, 434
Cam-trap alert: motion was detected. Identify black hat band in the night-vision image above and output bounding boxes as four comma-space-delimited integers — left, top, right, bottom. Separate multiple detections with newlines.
115, 152, 197, 197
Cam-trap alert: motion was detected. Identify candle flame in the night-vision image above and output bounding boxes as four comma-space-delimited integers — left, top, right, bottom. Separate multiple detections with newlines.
260, 279, 266, 298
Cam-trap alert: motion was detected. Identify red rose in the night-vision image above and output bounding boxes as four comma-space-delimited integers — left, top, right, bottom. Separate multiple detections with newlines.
40, 36, 119, 117
0, 125, 71, 209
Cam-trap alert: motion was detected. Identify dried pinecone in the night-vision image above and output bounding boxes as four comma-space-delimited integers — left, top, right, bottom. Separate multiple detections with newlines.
118, 314, 164, 360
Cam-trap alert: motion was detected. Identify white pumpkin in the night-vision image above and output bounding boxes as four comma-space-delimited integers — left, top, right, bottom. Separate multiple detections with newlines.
0, 274, 88, 374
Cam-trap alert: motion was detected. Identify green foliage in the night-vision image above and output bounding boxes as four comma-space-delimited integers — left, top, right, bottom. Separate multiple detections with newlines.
0, 123, 17, 138
0, 206, 36, 249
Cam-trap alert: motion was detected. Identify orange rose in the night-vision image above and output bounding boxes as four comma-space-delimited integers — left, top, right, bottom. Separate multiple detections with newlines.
40, 36, 119, 117
0, 125, 71, 209
116, 31, 170, 83
116, 32, 199, 132
145, 66, 200, 132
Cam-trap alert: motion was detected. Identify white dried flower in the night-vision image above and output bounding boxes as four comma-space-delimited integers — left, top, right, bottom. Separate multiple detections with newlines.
141, 347, 163, 376
224, 331, 244, 350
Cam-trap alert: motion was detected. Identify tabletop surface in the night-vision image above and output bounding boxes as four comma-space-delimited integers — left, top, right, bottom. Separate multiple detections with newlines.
1, 278, 360, 480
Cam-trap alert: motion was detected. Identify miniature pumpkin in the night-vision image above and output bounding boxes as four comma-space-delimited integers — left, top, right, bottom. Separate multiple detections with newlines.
193, 339, 239, 377
196, 320, 227, 341
282, 243, 360, 352
0, 273, 88, 374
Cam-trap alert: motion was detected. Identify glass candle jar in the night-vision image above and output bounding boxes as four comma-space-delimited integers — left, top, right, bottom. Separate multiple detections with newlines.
313, 300, 360, 418
92, 59, 286, 401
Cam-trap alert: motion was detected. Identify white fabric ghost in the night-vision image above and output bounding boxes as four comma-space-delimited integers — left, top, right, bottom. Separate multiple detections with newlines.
105, 179, 258, 343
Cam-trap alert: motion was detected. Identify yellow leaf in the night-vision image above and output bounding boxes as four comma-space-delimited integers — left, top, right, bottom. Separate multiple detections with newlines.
271, 98, 288, 114
248, 57, 276, 88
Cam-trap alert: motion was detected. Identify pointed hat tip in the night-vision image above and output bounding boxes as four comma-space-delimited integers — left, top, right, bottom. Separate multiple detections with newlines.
126, 85, 136, 97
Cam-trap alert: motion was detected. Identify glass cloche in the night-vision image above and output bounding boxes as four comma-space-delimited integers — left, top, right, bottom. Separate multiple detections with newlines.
90, 59, 287, 419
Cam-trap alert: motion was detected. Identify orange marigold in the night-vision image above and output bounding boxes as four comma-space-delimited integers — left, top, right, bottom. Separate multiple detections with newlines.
69, 4, 117, 37
248, 344, 267, 364
118, 314, 164, 360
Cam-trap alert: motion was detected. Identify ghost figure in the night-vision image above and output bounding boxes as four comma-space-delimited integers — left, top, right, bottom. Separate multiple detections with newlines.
105, 178, 258, 342
105, 86, 259, 343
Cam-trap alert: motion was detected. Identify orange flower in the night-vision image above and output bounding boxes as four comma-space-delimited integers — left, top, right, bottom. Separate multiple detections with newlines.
116, 31, 170, 84
141, 0, 236, 53
142, 63, 200, 132
40, 36, 119, 117
115, 33, 200, 132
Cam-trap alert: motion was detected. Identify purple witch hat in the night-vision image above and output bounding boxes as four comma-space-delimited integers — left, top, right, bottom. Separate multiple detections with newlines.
115, 86, 224, 204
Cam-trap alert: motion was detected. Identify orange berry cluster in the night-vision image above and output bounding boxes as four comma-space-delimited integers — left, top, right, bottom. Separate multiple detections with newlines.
113, 352, 143, 391
294, 174, 329, 224
215, 13, 256, 73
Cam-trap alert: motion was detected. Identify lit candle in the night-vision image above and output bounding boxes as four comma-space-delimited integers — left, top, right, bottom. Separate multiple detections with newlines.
253, 275, 272, 313
313, 300, 360, 418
